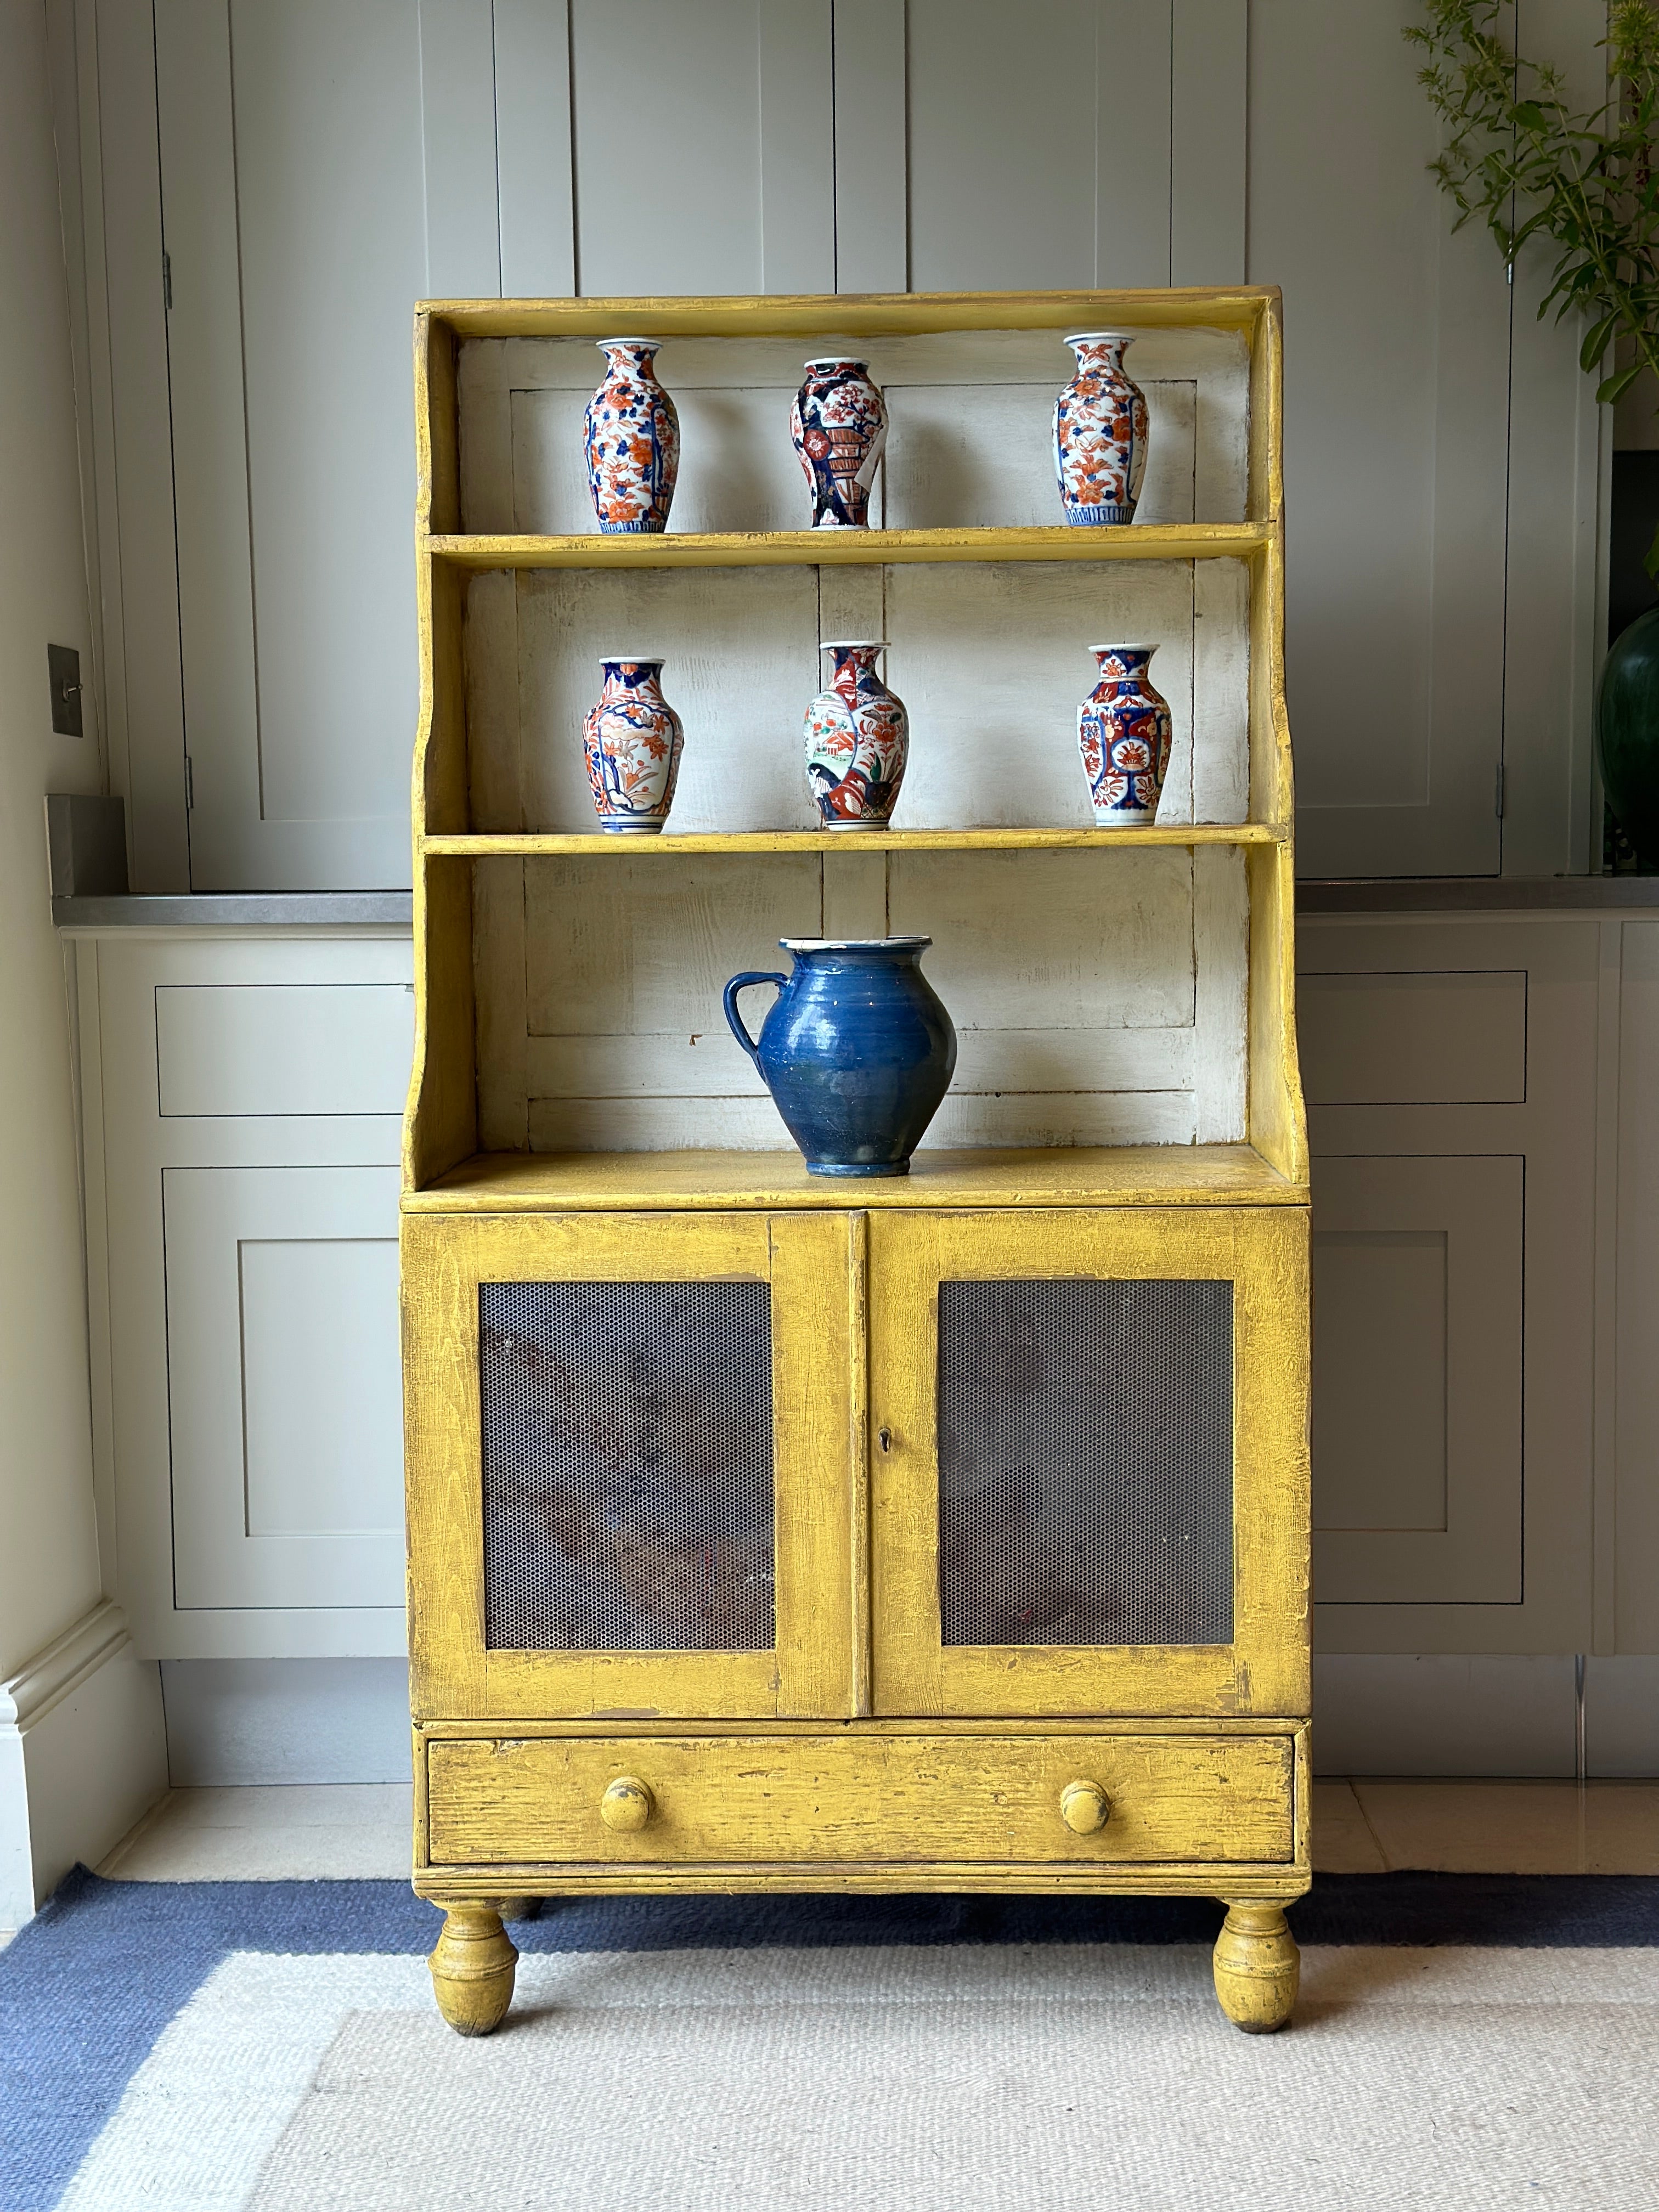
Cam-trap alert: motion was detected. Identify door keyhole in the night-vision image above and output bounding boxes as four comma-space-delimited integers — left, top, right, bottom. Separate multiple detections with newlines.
878, 1426, 892, 1454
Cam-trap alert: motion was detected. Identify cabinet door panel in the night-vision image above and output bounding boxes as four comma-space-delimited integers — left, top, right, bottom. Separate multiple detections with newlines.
1311, 1155, 1523, 1603
164, 1165, 405, 1608
868, 1206, 1309, 1717
404, 1210, 859, 1720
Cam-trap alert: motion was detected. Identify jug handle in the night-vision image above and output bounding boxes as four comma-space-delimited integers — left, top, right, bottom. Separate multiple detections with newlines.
723, 972, 786, 1066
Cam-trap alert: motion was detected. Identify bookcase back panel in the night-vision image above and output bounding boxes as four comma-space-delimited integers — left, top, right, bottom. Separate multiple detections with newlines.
456, 328, 1249, 537
464, 558, 1248, 836
471, 847, 1248, 1153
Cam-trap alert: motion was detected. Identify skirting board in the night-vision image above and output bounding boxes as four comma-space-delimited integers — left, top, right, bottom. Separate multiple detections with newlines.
159, 1658, 413, 1786
0, 1601, 167, 1929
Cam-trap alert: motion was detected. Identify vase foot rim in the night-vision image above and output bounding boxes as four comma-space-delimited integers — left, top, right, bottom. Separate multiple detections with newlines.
803, 1161, 912, 1177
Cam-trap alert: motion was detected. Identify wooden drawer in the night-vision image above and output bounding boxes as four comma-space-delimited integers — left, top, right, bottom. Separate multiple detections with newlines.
425, 1732, 1295, 1867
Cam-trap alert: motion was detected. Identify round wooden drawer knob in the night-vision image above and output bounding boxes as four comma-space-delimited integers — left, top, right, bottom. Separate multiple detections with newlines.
599, 1776, 656, 1833
1059, 1779, 1111, 1835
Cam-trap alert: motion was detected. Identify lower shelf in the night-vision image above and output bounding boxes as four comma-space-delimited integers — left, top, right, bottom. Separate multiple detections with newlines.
419, 1729, 1304, 1882
405, 1143, 1307, 1214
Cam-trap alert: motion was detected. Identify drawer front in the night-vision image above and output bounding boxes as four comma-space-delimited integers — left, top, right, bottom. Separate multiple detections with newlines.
156, 983, 413, 1116
426, 1733, 1295, 1867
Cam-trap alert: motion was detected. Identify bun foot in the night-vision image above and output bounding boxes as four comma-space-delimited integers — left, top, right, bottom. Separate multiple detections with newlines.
1212, 1901, 1299, 2033
428, 1903, 518, 2036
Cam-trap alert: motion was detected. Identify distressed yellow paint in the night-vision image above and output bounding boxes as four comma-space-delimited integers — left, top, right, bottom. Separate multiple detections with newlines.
404, 289, 1309, 2036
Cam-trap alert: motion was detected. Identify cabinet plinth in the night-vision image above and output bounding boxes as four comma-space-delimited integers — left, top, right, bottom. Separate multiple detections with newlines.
403, 287, 1310, 2036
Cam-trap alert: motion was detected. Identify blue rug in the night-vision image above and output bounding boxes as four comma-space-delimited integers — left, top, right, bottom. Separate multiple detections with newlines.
5, 1870, 1658, 2211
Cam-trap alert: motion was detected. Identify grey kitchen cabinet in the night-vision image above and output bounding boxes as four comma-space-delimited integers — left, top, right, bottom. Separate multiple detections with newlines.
69, 924, 414, 1657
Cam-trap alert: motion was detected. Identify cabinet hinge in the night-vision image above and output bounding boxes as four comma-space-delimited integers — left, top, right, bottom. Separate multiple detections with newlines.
183, 753, 194, 811
1494, 761, 1506, 819
163, 249, 172, 311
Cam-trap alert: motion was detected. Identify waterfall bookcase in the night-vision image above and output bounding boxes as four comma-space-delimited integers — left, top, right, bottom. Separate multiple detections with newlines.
401, 289, 1310, 2035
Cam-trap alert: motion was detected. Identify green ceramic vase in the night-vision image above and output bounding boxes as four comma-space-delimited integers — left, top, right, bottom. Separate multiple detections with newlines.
1598, 606, 1659, 864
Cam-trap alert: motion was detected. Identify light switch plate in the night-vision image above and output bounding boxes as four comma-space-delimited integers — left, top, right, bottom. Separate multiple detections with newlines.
48, 644, 83, 737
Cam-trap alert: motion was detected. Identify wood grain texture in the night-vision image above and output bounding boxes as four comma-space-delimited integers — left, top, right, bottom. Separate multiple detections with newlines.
402, 1210, 858, 1723
404, 1144, 1306, 1212
867, 1206, 1311, 1719
1211, 1901, 1299, 2032
421, 290, 1277, 341
425, 1730, 1295, 1867
426, 826, 1283, 853
429, 524, 1270, 569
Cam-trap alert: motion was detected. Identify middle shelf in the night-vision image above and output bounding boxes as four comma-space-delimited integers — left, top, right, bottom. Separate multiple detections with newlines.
426, 522, 1276, 571
421, 824, 1285, 857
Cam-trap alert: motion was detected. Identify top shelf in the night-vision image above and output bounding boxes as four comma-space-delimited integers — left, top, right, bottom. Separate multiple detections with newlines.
426, 522, 1273, 572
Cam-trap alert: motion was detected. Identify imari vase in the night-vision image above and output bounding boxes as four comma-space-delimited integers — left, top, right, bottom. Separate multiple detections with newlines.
583, 340, 680, 533
803, 642, 909, 829
583, 658, 684, 833
1077, 644, 1171, 825
1053, 331, 1149, 526
791, 359, 887, 528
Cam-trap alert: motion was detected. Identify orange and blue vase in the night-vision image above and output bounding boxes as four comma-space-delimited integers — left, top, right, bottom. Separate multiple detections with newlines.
1078, 644, 1171, 825
1053, 332, 1149, 526
791, 359, 887, 528
803, 641, 909, 829
583, 657, 684, 833
583, 340, 679, 533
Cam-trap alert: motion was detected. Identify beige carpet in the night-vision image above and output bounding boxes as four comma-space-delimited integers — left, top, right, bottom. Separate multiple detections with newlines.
212, 1944, 1659, 2211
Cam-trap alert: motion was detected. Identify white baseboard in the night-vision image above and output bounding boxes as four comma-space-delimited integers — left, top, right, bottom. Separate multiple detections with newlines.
1313, 1655, 1579, 1776
1584, 1656, 1659, 1776
0, 1600, 168, 1929
160, 1658, 411, 1785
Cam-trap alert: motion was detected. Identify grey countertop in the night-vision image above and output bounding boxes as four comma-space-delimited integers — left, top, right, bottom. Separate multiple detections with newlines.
53, 891, 415, 929
1297, 877, 1659, 912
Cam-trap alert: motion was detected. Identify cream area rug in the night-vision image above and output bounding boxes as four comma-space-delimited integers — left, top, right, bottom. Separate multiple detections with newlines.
53, 1939, 1659, 2211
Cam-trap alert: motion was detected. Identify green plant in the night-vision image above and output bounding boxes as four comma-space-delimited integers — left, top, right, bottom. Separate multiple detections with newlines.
1408, 2, 1659, 558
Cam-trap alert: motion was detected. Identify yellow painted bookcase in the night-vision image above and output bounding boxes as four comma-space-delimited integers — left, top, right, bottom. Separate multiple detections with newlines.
401, 289, 1310, 2035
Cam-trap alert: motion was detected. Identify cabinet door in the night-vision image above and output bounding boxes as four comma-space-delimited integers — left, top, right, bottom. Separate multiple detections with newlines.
403, 1210, 859, 1721
869, 1207, 1309, 1718
164, 1166, 405, 1609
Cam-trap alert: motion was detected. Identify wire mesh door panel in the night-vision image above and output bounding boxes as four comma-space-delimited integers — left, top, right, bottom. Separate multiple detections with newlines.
938, 1277, 1233, 1650
479, 1278, 776, 1654
868, 1207, 1311, 1720
402, 1210, 861, 1723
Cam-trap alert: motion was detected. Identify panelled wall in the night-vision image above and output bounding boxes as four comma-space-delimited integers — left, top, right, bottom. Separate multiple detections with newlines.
49, 0, 1649, 1780
64, 0, 1602, 893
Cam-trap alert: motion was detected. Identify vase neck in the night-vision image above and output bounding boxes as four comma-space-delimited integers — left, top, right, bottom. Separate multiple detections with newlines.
1091, 647, 1154, 683
1070, 338, 1127, 376
826, 644, 883, 696
601, 658, 665, 697
600, 342, 661, 382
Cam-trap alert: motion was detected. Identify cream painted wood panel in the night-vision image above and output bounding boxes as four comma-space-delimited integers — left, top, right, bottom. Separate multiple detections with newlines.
473, 839, 1250, 1155
73, 929, 413, 1657
475, 553, 1246, 837
163, 1166, 404, 1607
154, 0, 442, 890
1301, 915, 1600, 1655
1311, 1154, 1523, 1602
1614, 922, 1659, 1653
458, 324, 1249, 537
156, 985, 415, 1118
905, 1, 1173, 292
1250, 0, 1605, 877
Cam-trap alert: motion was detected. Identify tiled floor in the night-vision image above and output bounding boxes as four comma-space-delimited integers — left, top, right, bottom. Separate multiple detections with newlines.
89, 1779, 1659, 1883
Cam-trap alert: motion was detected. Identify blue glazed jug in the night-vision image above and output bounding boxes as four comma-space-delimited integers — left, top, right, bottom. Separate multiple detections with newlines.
723, 938, 957, 1177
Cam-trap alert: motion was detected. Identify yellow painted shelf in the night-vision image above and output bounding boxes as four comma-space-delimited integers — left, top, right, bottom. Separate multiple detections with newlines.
426, 521, 1272, 572
422, 822, 1284, 857
403, 1143, 1307, 1215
